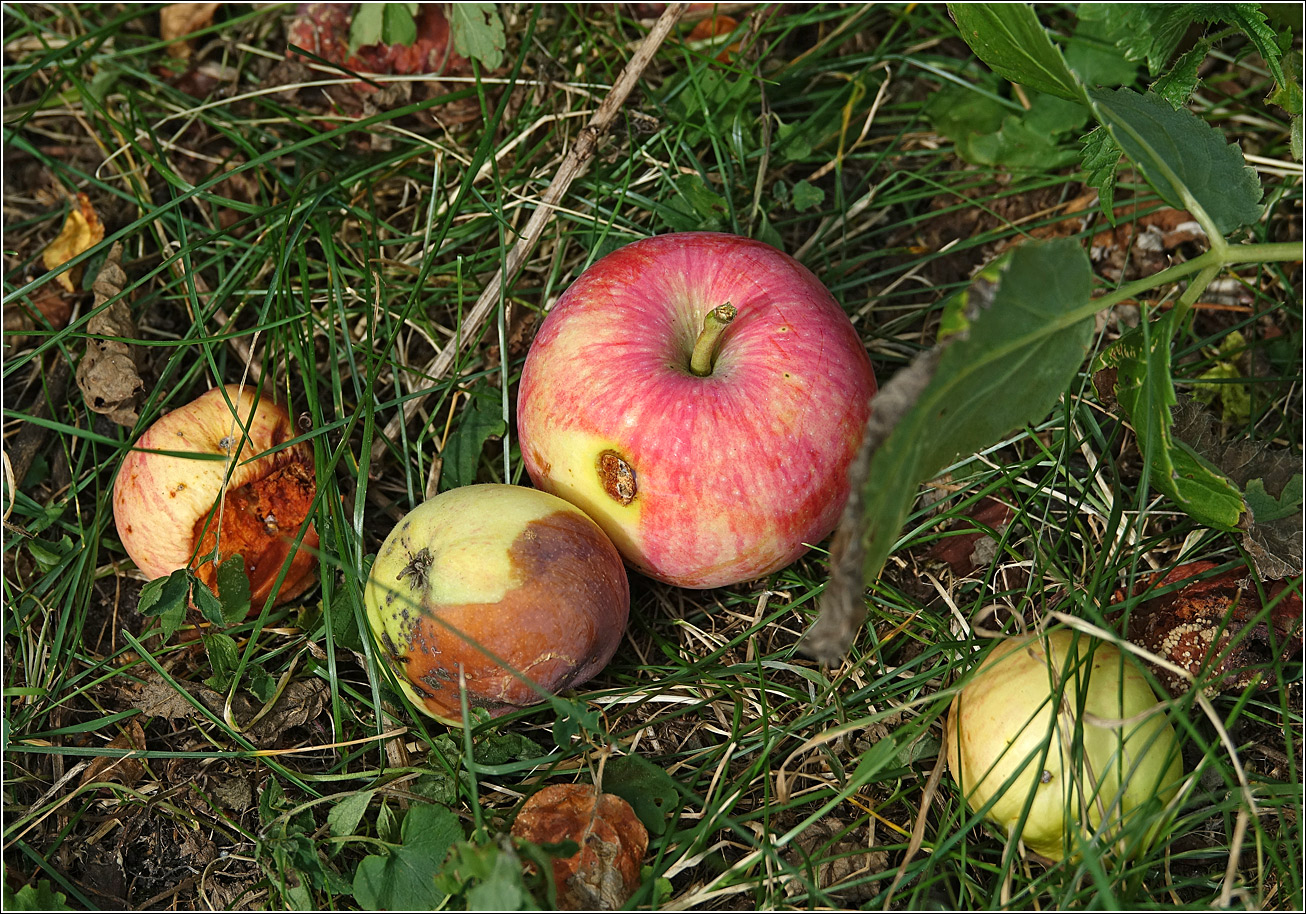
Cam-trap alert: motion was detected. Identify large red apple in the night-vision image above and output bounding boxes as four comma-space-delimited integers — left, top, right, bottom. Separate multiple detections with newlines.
516, 232, 876, 589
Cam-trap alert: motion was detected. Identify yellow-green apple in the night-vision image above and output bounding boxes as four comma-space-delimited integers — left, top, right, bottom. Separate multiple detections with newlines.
945, 630, 1184, 861
113, 384, 318, 606
516, 232, 876, 589
363, 484, 629, 724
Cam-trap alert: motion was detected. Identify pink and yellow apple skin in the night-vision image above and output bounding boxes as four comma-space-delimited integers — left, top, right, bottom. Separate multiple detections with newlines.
517, 232, 877, 589
113, 384, 318, 606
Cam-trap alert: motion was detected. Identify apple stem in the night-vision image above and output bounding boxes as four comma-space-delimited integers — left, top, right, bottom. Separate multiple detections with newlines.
689, 303, 737, 377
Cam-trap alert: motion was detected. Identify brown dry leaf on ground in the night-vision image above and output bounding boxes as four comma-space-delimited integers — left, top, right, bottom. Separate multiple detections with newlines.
160, 2, 220, 59
127, 671, 329, 747
40, 192, 103, 292
783, 817, 888, 903
76, 719, 147, 790
75, 243, 143, 426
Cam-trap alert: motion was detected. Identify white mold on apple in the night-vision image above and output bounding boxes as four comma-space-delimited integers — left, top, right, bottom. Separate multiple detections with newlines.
363, 484, 630, 725
945, 629, 1184, 862
516, 232, 877, 589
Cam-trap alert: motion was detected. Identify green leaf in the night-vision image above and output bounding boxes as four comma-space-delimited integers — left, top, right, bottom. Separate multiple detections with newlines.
439, 385, 507, 491
348, 3, 385, 56
1088, 87, 1263, 235
807, 240, 1095, 663
193, 575, 224, 627
1245, 475, 1303, 524
381, 3, 418, 48
353, 804, 460, 910
215, 554, 251, 623
4, 878, 72, 911
1064, 12, 1140, 89
450, 3, 505, 71
948, 4, 1086, 102
1080, 126, 1121, 221
1093, 312, 1246, 530
601, 753, 688, 837
791, 180, 825, 212
327, 790, 376, 839
138, 568, 192, 641
203, 632, 240, 693
1150, 40, 1209, 108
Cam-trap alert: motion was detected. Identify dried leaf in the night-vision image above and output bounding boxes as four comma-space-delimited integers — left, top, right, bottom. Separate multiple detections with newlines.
78, 719, 147, 789
75, 243, 143, 425
160, 2, 220, 58
41, 193, 103, 292
127, 671, 328, 748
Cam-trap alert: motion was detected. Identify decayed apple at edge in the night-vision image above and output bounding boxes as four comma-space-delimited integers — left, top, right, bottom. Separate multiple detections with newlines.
113, 384, 318, 606
516, 232, 877, 589
363, 484, 630, 724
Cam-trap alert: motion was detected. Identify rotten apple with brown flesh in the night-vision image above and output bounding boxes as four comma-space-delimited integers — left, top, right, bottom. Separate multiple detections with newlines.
517, 232, 877, 589
113, 384, 318, 606
363, 484, 629, 725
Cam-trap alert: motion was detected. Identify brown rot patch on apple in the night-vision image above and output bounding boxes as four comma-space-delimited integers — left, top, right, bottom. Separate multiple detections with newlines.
397, 547, 433, 590
597, 450, 637, 505
193, 459, 317, 606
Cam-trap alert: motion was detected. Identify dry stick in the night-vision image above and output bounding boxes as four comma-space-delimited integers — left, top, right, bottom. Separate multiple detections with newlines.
370, 3, 688, 466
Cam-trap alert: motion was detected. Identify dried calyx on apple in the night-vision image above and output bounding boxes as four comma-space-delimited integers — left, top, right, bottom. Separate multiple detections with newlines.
945, 629, 1184, 862
363, 484, 629, 725
113, 384, 318, 607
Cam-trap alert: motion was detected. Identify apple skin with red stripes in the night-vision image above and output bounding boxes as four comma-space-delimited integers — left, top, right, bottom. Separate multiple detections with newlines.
517, 232, 876, 589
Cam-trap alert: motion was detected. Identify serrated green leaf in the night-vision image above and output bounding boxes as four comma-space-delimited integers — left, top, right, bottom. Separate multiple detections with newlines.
602, 753, 691, 837
1226, 3, 1285, 86
203, 632, 240, 692
1080, 126, 1122, 221
948, 4, 1086, 102
1150, 40, 1209, 108
439, 385, 507, 492
193, 576, 224, 626
353, 804, 460, 910
327, 790, 375, 839
450, 3, 505, 71
215, 554, 251, 623
854, 240, 1095, 586
1093, 312, 1246, 529
1089, 87, 1263, 235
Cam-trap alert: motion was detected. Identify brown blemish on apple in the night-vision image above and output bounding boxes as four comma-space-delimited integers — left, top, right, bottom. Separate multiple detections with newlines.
597, 450, 636, 506
192, 458, 318, 607
395, 508, 628, 721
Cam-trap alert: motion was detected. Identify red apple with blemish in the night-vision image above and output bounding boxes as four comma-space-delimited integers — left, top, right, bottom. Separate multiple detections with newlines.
516, 232, 877, 589
363, 484, 629, 725
113, 384, 318, 606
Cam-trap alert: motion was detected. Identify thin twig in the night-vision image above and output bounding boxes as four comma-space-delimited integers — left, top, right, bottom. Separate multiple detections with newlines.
370, 3, 687, 466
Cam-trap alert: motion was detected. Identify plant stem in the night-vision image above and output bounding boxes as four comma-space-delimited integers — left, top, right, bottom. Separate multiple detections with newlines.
689, 303, 737, 376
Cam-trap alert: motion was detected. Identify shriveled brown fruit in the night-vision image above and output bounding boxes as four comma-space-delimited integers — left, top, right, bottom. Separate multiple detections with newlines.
1125, 560, 1303, 696
510, 783, 648, 910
